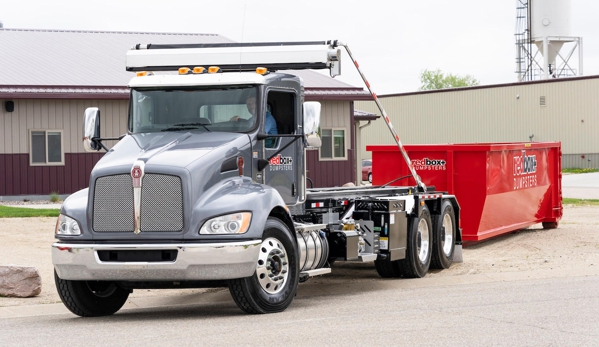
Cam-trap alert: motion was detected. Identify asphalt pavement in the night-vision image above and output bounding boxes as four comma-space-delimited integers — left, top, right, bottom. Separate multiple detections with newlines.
561, 172, 599, 199
1, 269, 598, 346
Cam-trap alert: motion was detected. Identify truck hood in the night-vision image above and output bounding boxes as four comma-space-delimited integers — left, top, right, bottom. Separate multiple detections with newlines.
93, 131, 250, 172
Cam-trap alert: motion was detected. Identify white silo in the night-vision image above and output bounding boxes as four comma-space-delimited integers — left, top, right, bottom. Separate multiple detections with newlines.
515, 0, 582, 81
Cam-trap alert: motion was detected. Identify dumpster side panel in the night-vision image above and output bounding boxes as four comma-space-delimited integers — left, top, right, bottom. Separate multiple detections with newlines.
367, 142, 562, 242
473, 148, 552, 240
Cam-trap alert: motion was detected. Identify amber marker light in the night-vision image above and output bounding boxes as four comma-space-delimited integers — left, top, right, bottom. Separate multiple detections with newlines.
238, 213, 251, 234
136, 71, 148, 77
255, 67, 268, 75
193, 67, 206, 74
178, 67, 191, 75
208, 66, 221, 73
237, 156, 244, 176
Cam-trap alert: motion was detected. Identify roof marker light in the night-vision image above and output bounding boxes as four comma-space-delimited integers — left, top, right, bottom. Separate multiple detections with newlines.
255, 67, 268, 75
136, 71, 148, 77
178, 67, 191, 75
208, 66, 221, 73
193, 67, 206, 74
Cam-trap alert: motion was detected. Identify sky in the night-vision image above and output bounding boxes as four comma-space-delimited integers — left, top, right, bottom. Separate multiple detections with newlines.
1, 0, 598, 94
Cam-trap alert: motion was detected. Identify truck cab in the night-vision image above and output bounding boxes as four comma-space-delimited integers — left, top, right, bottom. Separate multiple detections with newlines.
53, 42, 333, 316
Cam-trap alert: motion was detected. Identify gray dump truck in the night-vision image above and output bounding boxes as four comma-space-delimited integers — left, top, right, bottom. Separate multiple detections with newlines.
52, 41, 462, 316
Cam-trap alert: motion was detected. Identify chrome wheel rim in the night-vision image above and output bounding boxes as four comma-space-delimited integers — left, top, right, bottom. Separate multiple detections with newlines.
417, 218, 430, 263
442, 213, 454, 256
256, 237, 289, 294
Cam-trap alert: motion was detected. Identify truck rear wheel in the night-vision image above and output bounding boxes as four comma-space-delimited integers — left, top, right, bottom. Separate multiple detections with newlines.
431, 200, 456, 269
54, 271, 130, 317
228, 217, 299, 314
396, 206, 433, 278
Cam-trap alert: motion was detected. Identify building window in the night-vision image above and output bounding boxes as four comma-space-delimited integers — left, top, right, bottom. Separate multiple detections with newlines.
319, 128, 346, 160
30, 130, 64, 166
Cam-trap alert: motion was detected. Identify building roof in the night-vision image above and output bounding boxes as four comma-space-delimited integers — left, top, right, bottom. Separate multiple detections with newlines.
354, 109, 379, 121
0, 28, 370, 100
379, 74, 599, 98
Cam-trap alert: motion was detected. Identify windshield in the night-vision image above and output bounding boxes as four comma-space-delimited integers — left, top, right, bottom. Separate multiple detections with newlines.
129, 86, 258, 133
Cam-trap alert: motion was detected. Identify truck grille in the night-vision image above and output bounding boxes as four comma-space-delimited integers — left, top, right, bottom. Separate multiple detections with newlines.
93, 174, 184, 232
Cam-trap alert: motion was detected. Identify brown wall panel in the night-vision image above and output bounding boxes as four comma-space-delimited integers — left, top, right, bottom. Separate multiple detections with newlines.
306, 150, 355, 188
2, 151, 357, 196
0, 153, 105, 196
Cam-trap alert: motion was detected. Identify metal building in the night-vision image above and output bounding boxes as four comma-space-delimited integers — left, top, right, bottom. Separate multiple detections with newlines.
355, 76, 599, 169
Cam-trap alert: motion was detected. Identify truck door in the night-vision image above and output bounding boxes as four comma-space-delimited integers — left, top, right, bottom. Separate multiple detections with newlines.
263, 90, 303, 205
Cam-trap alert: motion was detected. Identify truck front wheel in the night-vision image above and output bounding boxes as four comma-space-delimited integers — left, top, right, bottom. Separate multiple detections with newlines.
431, 200, 456, 269
396, 206, 433, 278
54, 271, 130, 317
228, 217, 299, 314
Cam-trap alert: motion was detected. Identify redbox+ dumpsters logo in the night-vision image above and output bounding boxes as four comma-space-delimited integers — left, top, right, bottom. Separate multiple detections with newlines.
513, 150, 538, 190
411, 158, 446, 170
269, 154, 293, 171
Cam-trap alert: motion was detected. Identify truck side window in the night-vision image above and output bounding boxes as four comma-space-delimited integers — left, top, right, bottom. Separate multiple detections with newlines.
267, 91, 295, 135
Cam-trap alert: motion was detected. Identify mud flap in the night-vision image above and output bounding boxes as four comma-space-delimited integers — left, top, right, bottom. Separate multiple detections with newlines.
453, 244, 463, 263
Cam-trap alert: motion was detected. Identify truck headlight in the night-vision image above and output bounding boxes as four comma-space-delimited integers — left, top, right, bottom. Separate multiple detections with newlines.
55, 214, 82, 235
200, 212, 252, 235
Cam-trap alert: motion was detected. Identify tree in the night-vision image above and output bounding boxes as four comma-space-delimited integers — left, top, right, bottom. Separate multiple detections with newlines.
418, 69, 479, 91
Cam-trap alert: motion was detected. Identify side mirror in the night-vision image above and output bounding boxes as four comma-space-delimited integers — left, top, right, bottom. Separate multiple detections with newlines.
303, 102, 321, 148
83, 107, 102, 152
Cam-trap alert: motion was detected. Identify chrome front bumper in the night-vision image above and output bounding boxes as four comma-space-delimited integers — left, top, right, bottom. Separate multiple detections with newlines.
52, 240, 261, 281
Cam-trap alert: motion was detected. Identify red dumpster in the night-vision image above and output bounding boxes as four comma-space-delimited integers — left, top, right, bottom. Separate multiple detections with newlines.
367, 142, 563, 241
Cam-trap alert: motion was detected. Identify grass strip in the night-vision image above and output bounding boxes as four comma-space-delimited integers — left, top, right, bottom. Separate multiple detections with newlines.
562, 168, 599, 174
562, 198, 599, 206
0, 205, 60, 218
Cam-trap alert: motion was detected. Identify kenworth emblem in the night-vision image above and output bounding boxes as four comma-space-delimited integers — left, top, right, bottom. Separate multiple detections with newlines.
131, 160, 145, 234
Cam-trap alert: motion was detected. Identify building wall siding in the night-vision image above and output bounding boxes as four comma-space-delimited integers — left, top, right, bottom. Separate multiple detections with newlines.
306, 149, 355, 188
0, 153, 104, 195
1, 97, 355, 194
563, 154, 599, 169
306, 100, 355, 187
355, 78, 599, 168
0, 99, 128, 154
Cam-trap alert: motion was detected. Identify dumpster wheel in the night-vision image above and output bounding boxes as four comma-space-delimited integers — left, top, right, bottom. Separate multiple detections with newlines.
542, 221, 558, 229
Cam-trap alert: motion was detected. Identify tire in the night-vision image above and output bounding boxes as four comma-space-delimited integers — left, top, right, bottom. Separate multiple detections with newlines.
228, 217, 299, 314
396, 206, 433, 278
368, 172, 372, 183
374, 258, 401, 278
431, 200, 456, 269
54, 271, 130, 317
542, 221, 558, 229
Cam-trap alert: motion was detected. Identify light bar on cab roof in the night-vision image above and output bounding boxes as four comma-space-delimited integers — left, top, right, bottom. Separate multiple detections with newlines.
126, 41, 341, 77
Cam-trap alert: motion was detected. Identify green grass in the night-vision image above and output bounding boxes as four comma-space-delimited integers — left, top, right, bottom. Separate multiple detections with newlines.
562, 198, 599, 206
0, 205, 60, 218
562, 168, 599, 174
49, 192, 61, 203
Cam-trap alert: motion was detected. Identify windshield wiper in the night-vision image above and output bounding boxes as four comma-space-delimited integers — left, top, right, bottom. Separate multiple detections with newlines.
161, 123, 211, 132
